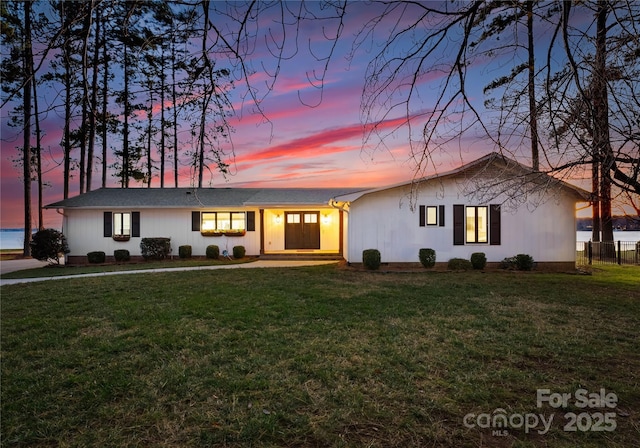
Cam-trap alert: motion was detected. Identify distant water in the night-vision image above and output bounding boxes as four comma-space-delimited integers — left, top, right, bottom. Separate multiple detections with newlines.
577, 230, 640, 243
0, 229, 37, 250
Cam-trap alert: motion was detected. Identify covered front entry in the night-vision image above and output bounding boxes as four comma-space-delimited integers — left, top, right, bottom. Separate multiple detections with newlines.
285, 211, 320, 249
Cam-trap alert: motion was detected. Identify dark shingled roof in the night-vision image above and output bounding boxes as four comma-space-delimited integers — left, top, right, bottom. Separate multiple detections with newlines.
45, 187, 367, 209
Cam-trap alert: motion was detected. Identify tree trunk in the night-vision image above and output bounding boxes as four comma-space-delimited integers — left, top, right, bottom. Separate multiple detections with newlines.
32, 66, 44, 230
526, 0, 539, 171
87, 0, 100, 192
593, 0, 614, 243
22, 1, 33, 256
160, 49, 166, 188
101, 25, 108, 188
122, 41, 130, 188
172, 37, 179, 188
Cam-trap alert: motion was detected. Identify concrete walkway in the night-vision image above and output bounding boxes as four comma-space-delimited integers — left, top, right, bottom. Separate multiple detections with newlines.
0, 259, 339, 286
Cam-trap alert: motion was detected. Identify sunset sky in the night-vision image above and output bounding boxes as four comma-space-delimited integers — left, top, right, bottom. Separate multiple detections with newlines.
1, 2, 598, 229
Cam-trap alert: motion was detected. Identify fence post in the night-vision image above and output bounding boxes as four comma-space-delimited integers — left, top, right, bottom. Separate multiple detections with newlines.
588, 240, 592, 265
617, 240, 621, 265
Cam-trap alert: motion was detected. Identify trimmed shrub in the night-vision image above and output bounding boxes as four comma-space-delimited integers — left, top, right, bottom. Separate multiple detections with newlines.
232, 245, 246, 259
179, 245, 192, 259
30, 228, 69, 264
87, 251, 106, 264
515, 253, 535, 271
499, 256, 517, 270
140, 237, 171, 260
470, 252, 487, 270
206, 245, 220, 259
113, 249, 130, 262
447, 257, 472, 271
418, 248, 436, 268
500, 254, 535, 271
363, 249, 381, 270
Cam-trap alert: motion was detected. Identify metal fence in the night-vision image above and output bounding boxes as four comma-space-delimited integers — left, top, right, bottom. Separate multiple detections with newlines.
576, 241, 640, 266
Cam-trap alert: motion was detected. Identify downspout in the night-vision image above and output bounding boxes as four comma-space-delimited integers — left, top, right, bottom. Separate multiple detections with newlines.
56, 208, 68, 265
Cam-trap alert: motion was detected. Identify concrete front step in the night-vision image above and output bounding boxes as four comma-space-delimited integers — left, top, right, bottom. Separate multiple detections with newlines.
259, 253, 343, 261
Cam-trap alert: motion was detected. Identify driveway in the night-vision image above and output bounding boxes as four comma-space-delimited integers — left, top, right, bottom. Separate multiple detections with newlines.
0, 258, 49, 275
0, 259, 339, 286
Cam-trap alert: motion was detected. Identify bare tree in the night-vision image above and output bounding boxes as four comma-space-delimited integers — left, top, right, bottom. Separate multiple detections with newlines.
346, 1, 638, 238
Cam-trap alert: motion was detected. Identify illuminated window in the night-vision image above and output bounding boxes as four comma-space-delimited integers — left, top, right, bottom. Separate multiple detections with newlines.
200, 212, 245, 233
304, 213, 317, 224
287, 214, 300, 224
426, 206, 437, 226
466, 206, 488, 243
114, 212, 131, 236
202, 212, 217, 231
231, 212, 245, 230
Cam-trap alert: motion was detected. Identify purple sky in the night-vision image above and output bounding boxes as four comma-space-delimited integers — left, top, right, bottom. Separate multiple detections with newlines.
1, 2, 599, 229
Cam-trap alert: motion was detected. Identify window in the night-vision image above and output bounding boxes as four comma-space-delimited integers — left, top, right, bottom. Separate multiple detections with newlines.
194, 211, 247, 235
287, 213, 300, 224
453, 204, 500, 245
103, 211, 140, 239
419, 205, 445, 227
466, 206, 488, 243
114, 212, 131, 237
304, 213, 318, 224
426, 206, 438, 226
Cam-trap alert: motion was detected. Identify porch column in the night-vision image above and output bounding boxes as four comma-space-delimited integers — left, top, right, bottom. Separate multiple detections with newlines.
259, 209, 265, 255
339, 209, 344, 256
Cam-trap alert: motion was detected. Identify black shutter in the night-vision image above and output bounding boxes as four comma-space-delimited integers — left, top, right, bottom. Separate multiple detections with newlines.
453, 205, 464, 245
131, 212, 140, 237
490, 204, 501, 245
191, 211, 200, 231
439, 205, 445, 227
419, 205, 426, 227
246, 211, 256, 231
103, 212, 112, 237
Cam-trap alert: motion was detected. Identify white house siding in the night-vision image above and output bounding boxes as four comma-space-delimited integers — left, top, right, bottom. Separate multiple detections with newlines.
62, 206, 344, 259
345, 178, 579, 264
63, 208, 262, 258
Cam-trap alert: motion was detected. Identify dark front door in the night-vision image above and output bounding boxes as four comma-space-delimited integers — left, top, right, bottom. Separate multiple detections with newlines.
285, 212, 320, 249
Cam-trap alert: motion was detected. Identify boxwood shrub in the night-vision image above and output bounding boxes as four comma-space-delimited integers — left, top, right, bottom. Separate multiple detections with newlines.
232, 245, 246, 259
470, 252, 487, 270
418, 248, 436, 268
87, 251, 106, 264
178, 245, 192, 259
515, 253, 535, 271
140, 237, 171, 260
206, 245, 220, 259
447, 257, 472, 271
113, 249, 130, 262
500, 254, 535, 271
363, 249, 381, 270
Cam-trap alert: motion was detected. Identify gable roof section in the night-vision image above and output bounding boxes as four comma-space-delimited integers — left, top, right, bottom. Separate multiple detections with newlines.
331, 152, 591, 203
45, 187, 368, 210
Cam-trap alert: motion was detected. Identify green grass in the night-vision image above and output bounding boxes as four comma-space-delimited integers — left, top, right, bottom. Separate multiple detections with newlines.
2, 265, 639, 447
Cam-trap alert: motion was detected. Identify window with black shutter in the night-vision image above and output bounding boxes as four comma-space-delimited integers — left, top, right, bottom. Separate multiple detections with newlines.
246, 211, 256, 231
490, 204, 501, 245
103, 212, 113, 237
453, 205, 464, 245
453, 204, 501, 245
192, 211, 201, 231
132, 212, 140, 237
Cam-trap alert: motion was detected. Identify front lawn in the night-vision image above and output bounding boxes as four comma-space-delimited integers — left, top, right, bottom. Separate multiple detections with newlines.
2, 265, 639, 447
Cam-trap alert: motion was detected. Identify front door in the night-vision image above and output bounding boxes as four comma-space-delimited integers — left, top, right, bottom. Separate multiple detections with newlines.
285, 212, 320, 249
